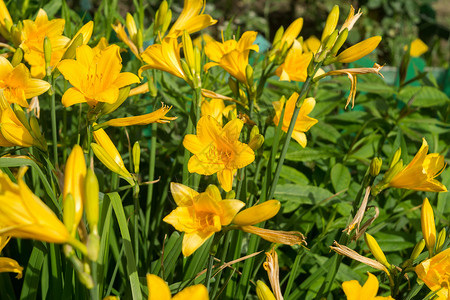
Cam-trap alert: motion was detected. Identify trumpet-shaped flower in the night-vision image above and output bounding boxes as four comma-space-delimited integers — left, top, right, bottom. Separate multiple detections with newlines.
63, 145, 86, 235
272, 92, 318, 148
58, 44, 140, 107
0, 235, 23, 279
204, 31, 259, 84
388, 138, 447, 192
91, 127, 134, 186
183, 116, 255, 192
163, 183, 245, 256
139, 37, 187, 81
147, 273, 209, 300
0, 56, 50, 107
342, 272, 394, 300
276, 40, 313, 82
415, 247, 450, 300
166, 0, 217, 38
0, 170, 70, 243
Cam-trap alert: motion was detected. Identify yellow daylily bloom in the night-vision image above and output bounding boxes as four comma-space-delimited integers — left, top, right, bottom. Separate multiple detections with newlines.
193, 33, 215, 50
0, 170, 70, 243
58, 44, 140, 107
201, 98, 225, 125
91, 127, 134, 185
415, 247, 450, 300
166, 0, 217, 38
276, 40, 313, 82
0, 56, 50, 107
321, 63, 384, 109
204, 31, 259, 84
183, 116, 255, 192
63, 145, 86, 235
147, 274, 209, 300
163, 183, 245, 256
388, 138, 447, 192
272, 92, 318, 148
421, 198, 436, 255
342, 272, 394, 300
233, 200, 280, 226
0, 0, 12, 40
0, 235, 23, 279
408, 38, 428, 57
303, 36, 321, 53
139, 37, 187, 81
335, 36, 382, 63
112, 20, 141, 59
97, 103, 177, 128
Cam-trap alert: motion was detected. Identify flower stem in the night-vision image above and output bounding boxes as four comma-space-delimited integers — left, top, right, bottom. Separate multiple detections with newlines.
49, 76, 59, 168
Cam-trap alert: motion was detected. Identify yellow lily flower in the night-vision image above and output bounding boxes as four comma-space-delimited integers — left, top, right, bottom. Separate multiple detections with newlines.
415, 247, 450, 300
0, 170, 70, 244
91, 127, 134, 186
342, 272, 394, 300
388, 138, 447, 192
163, 183, 245, 256
0, 0, 12, 40
139, 37, 187, 81
183, 116, 255, 192
275, 40, 313, 82
272, 92, 318, 148
204, 31, 259, 84
278, 17, 303, 51
0, 56, 50, 107
97, 103, 177, 128
408, 38, 428, 57
63, 145, 86, 235
166, 0, 217, 38
201, 98, 225, 125
58, 44, 140, 107
0, 235, 23, 279
112, 18, 141, 59
147, 273, 209, 300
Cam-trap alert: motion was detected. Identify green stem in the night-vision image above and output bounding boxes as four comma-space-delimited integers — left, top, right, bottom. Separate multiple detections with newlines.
49, 76, 59, 168
145, 122, 157, 263
204, 254, 215, 291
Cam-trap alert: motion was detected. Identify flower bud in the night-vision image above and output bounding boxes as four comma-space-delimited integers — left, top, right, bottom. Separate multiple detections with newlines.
233, 200, 281, 226
256, 280, 276, 300
182, 31, 195, 73
272, 26, 284, 48
421, 198, 436, 255
335, 36, 382, 63
383, 159, 404, 184
390, 148, 401, 168
43, 37, 52, 76
63, 193, 76, 234
11, 48, 23, 67
101, 86, 130, 115
246, 64, 254, 86
155, 0, 168, 30
365, 233, 391, 269
62, 33, 84, 61
436, 228, 446, 253
226, 190, 236, 199
87, 233, 100, 262
324, 29, 339, 50
330, 28, 348, 56
321, 5, 339, 42
228, 77, 239, 98
13, 104, 31, 131
410, 239, 425, 262
126, 13, 137, 42
369, 157, 382, 177
137, 28, 143, 51
132, 141, 140, 174
85, 168, 99, 231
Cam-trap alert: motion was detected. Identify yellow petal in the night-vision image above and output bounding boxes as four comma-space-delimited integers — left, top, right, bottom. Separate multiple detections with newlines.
342, 280, 362, 300
233, 200, 281, 226
218, 199, 245, 225
182, 230, 215, 257
146, 274, 171, 300
57, 59, 88, 90
113, 72, 140, 89
61, 87, 87, 107
409, 38, 428, 57
217, 168, 234, 192
173, 284, 209, 300
0, 257, 23, 279
170, 182, 199, 207
361, 273, 380, 298
101, 104, 175, 127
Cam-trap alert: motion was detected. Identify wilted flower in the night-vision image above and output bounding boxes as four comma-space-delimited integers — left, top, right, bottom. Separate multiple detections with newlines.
342, 272, 394, 300
272, 92, 318, 148
415, 247, 450, 300
147, 273, 209, 299
263, 248, 283, 300
58, 44, 139, 108
163, 183, 245, 256
183, 116, 255, 192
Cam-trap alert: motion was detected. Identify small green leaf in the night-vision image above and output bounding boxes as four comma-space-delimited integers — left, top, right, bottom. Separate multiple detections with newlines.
330, 163, 351, 193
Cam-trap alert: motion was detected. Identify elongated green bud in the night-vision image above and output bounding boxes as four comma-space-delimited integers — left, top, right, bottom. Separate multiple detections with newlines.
365, 233, 391, 269
132, 141, 140, 174
228, 77, 239, 98
180, 59, 194, 85
62, 33, 83, 60
436, 228, 446, 253
226, 190, 236, 199
321, 5, 339, 42
410, 239, 426, 261
63, 193, 76, 234
384, 159, 404, 183
137, 28, 143, 51
389, 148, 402, 168
85, 168, 99, 231
330, 28, 348, 55
249, 134, 264, 150
101, 86, 130, 115
324, 29, 339, 50
272, 26, 284, 47
87, 233, 100, 262
369, 157, 382, 177
11, 48, 23, 67
246, 64, 254, 86
13, 104, 31, 131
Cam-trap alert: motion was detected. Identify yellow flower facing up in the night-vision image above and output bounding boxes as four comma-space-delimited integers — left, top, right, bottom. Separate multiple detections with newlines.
63, 145, 86, 236
0, 235, 23, 279
421, 198, 436, 255
166, 0, 217, 38
183, 115, 255, 192
204, 31, 259, 84
0, 169, 70, 244
58, 44, 140, 108
342, 272, 394, 300
0, 56, 50, 107
276, 40, 313, 82
91, 127, 134, 186
147, 273, 209, 300
163, 183, 245, 256
388, 138, 447, 192
416, 247, 450, 300
272, 92, 318, 148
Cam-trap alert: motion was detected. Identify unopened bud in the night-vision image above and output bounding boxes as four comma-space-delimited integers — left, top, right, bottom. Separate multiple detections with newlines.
272, 26, 284, 48
321, 5, 339, 42
421, 198, 436, 254
132, 141, 140, 174
137, 28, 143, 51
13, 104, 31, 131
85, 168, 99, 230
226, 190, 236, 199
390, 148, 402, 168
410, 239, 425, 262
369, 157, 382, 177
126, 13, 137, 42
324, 29, 338, 50
228, 77, 239, 98
246, 64, 254, 86
63, 193, 76, 234
87, 233, 100, 262
335, 36, 382, 63
148, 76, 158, 97
383, 159, 404, 184
233, 200, 280, 226
436, 228, 446, 253
180, 59, 194, 86
155, 1, 168, 30
256, 280, 276, 300
11, 48, 23, 67
330, 28, 348, 55
249, 134, 264, 150
365, 233, 391, 269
